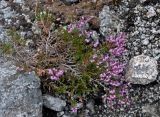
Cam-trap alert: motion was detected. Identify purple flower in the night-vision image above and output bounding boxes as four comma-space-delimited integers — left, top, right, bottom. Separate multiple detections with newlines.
56, 70, 64, 77
67, 24, 75, 33
50, 76, 58, 80
107, 33, 126, 47
107, 35, 116, 44
100, 73, 106, 78
85, 38, 90, 43
16, 67, 24, 71
102, 54, 109, 62
28, 71, 32, 74
118, 100, 125, 105
110, 81, 121, 86
108, 60, 126, 76
107, 95, 116, 100
49, 68, 64, 80
93, 40, 99, 48
109, 46, 126, 56
90, 54, 98, 62
92, 54, 97, 59
48, 69, 54, 75
104, 78, 110, 82
109, 90, 116, 94
71, 107, 78, 113
85, 31, 92, 38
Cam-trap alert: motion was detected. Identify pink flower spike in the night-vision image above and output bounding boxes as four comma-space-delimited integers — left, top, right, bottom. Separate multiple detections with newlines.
119, 100, 125, 105
110, 95, 116, 99
109, 90, 116, 94
93, 40, 99, 48
71, 107, 78, 113
104, 78, 110, 82
92, 54, 97, 59
28, 71, 32, 74
50, 76, 58, 80
107, 97, 112, 101
100, 73, 106, 78
111, 81, 121, 86
16, 67, 20, 71
56, 70, 64, 77
102, 54, 109, 62
48, 69, 53, 75
85, 38, 90, 43
85, 30, 92, 38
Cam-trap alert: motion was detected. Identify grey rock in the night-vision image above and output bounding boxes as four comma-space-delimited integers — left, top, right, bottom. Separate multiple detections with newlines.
142, 101, 160, 117
126, 55, 158, 84
61, 0, 78, 3
32, 22, 41, 34
151, 28, 160, 34
156, 9, 160, 14
0, 58, 42, 117
86, 100, 95, 114
63, 115, 71, 117
0, 26, 8, 42
43, 95, 66, 111
0, 0, 15, 19
139, 0, 147, 3
91, 31, 99, 41
99, 6, 119, 36
57, 111, 65, 117
13, 0, 24, 4
75, 103, 83, 110
146, 6, 156, 18
142, 39, 149, 45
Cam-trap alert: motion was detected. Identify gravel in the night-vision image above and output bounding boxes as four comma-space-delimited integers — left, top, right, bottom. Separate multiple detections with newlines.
93, 0, 160, 116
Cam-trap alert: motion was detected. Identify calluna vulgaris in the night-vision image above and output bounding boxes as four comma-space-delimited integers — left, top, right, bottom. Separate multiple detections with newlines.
15, 16, 131, 112
67, 16, 131, 110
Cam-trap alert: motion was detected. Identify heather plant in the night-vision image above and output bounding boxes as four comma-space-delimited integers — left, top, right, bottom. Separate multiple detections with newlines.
1, 14, 130, 113
61, 16, 130, 110
46, 62, 99, 110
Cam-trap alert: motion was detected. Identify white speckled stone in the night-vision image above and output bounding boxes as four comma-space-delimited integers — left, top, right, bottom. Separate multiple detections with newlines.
126, 55, 158, 85
146, 7, 157, 18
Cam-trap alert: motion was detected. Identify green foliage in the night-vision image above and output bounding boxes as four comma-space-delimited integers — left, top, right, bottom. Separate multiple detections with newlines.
7, 28, 26, 46
56, 28, 113, 106
36, 10, 54, 23
53, 62, 99, 107
0, 43, 13, 55
1, 29, 25, 55
61, 29, 93, 64
35, 9, 54, 34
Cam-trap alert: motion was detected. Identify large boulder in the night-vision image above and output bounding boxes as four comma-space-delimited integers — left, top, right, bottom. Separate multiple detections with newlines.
0, 58, 42, 117
126, 55, 158, 85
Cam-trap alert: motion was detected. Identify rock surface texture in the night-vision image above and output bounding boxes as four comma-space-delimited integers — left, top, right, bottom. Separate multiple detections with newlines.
99, 6, 120, 36
0, 58, 42, 117
60, 0, 78, 4
43, 94, 66, 112
126, 55, 158, 84
142, 101, 160, 117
